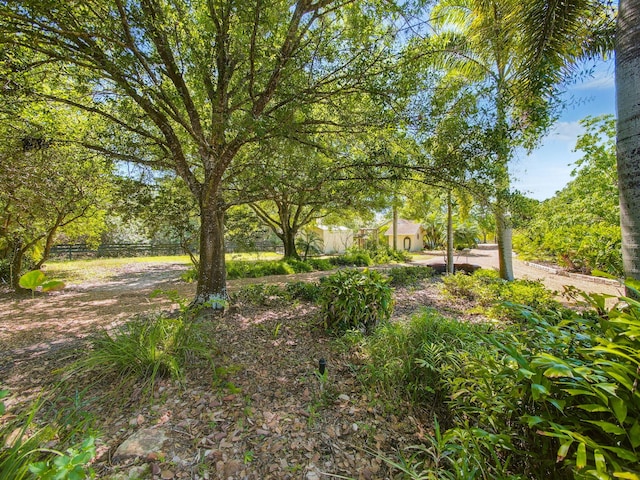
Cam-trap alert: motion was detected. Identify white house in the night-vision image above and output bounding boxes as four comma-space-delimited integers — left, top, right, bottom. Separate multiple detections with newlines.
309, 224, 353, 254
383, 219, 425, 252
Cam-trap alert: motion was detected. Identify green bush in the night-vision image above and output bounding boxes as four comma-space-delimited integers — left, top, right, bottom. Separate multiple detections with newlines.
514, 223, 622, 277
319, 268, 393, 333
360, 310, 489, 405
440, 293, 640, 479
441, 269, 559, 320
305, 257, 334, 271
387, 265, 435, 287
285, 281, 321, 302
330, 250, 373, 267
368, 245, 413, 264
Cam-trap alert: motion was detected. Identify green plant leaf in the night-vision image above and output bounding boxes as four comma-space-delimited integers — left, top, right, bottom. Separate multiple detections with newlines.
576, 442, 587, 470
613, 472, 640, 479
578, 403, 609, 413
594, 449, 607, 474
609, 397, 627, 424
543, 364, 574, 378
586, 420, 626, 435
629, 421, 640, 449
557, 440, 572, 462
41, 280, 65, 292
18, 270, 45, 290
531, 383, 550, 400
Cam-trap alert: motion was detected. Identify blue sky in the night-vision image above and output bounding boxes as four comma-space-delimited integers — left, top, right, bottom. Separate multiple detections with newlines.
510, 59, 616, 200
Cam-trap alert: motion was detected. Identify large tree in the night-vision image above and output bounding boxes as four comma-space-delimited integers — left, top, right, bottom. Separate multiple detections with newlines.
0, 103, 113, 290
0, 0, 399, 305
616, 0, 640, 285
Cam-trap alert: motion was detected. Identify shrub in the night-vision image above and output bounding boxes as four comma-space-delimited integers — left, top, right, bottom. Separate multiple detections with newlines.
319, 269, 393, 333
368, 245, 413, 264
285, 281, 321, 302
387, 265, 434, 287
439, 294, 640, 479
305, 258, 334, 271
441, 269, 559, 320
330, 250, 373, 267
0, 391, 96, 480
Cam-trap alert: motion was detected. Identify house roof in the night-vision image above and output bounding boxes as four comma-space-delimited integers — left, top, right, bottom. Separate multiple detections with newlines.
384, 219, 422, 236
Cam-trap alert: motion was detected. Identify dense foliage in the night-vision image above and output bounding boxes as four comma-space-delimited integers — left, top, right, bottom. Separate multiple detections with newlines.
319, 269, 394, 334
514, 116, 620, 276
357, 275, 640, 478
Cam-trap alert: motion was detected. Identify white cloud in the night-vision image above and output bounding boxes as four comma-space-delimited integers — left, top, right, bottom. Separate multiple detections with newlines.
546, 121, 585, 143
573, 72, 615, 91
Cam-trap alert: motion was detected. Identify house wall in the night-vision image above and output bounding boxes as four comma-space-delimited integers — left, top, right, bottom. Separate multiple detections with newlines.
310, 227, 353, 254
387, 233, 424, 252
322, 229, 353, 254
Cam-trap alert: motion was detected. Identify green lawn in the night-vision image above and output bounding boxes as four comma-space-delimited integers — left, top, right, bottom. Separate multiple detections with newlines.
43, 252, 283, 283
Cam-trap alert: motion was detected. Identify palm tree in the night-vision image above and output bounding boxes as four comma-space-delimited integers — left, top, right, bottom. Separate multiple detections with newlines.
428, 0, 541, 280
428, 0, 614, 280
616, 0, 640, 284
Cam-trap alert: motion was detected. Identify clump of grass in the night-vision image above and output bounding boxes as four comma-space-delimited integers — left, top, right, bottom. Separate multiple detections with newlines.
66, 297, 215, 396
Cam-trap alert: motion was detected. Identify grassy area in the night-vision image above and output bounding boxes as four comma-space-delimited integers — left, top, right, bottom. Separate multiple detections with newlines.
42, 252, 283, 284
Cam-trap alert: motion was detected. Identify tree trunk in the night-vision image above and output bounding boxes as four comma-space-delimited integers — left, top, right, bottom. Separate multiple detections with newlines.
282, 226, 300, 260
194, 197, 227, 308
446, 190, 454, 274
10, 238, 28, 293
495, 206, 514, 281
392, 204, 398, 251
616, 0, 640, 292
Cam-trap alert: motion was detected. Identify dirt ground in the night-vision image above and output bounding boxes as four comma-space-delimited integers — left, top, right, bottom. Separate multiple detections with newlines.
0, 253, 626, 479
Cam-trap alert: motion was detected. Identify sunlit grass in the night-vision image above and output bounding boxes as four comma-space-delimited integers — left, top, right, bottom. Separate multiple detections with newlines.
42, 252, 283, 284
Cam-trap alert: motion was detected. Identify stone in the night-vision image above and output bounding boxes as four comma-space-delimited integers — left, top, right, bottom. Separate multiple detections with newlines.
113, 427, 168, 460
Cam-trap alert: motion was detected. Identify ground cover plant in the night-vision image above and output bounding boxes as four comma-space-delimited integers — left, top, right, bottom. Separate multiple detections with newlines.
66, 291, 216, 397
351, 278, 640, 479
0, 391, 97, 480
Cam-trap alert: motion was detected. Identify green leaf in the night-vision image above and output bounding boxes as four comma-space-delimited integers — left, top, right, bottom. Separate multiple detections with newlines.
543, 364, 574, 378
576, 442, 587, 470
594, 449, 607, 474
557, 440, 572, 462
18, 270, 45, 290
28, 462, 48, 475
586, 420, 626, 435
613, 472, 640, 479
578, 404, 609, 413
548, 398, 566, 413
609, 397, 627, 424
518, 368, 535, 379
603, 446, 638, 462
629, 421, 640, 449
531, 383, 550, 400
521, 414, 545, 427
41, 280, 65, 292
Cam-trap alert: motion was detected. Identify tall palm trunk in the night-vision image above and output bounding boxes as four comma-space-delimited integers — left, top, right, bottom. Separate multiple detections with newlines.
616, 0, 640, 288
446, 190, 454, 274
